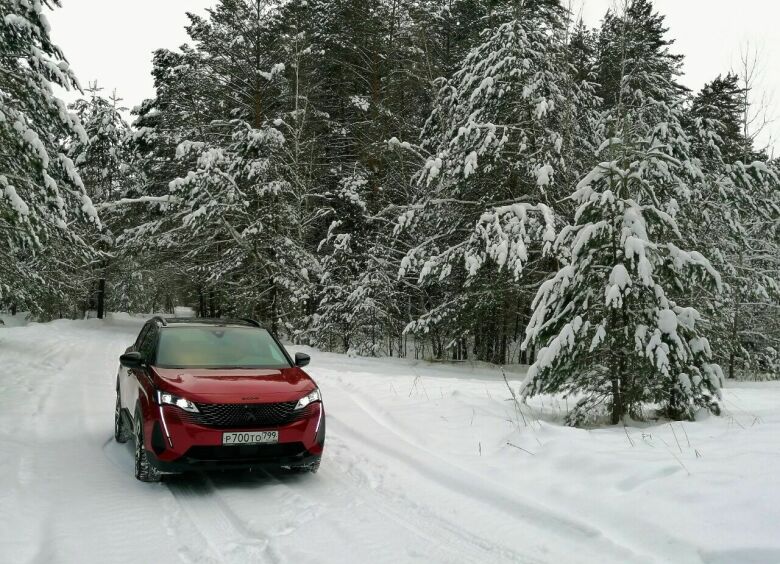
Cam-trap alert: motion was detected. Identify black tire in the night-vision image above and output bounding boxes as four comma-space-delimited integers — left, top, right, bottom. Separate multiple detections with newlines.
134, 409, 162, 483
114, 391, 131, 443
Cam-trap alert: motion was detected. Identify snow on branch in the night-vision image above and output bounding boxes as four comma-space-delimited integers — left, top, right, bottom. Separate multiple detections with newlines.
95, 195, 178, 210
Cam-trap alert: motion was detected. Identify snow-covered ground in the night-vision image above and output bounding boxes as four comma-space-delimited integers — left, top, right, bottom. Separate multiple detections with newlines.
0, 312, 30, 328
1, 317, 779, 564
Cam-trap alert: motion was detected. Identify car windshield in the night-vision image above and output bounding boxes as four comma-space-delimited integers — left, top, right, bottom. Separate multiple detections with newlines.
155, 326, 291, 369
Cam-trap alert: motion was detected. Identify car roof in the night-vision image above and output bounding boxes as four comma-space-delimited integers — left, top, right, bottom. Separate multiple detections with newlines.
151, 317, 263, 329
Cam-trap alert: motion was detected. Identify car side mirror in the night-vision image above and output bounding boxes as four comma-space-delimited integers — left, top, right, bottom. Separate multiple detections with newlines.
294, 352, 311, 367
120, 351, 145, 369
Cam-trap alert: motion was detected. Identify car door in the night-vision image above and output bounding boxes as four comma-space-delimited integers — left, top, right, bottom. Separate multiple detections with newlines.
131, 324, 159, 413
120, 323, 149, 411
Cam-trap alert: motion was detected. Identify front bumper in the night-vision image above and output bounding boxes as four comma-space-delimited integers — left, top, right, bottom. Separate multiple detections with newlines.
144, 402, 325, 472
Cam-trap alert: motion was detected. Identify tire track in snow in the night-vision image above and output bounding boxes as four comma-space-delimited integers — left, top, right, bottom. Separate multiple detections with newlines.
326, 414, 556, 562
166, 475, 282, 564
1, 320, 193, 563
280, 462, 488, 563
178, 451, 497, 564
325, 390, 646, 564
327, 381, 696, 563
317, 434, 531, 563
0, 330, 71, 434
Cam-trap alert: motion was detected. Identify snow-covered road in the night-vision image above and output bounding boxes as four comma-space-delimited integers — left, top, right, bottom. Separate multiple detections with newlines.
1, 317, 779, 564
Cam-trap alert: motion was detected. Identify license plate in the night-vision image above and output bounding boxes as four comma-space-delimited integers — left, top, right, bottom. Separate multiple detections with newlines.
222, 431, 278, 445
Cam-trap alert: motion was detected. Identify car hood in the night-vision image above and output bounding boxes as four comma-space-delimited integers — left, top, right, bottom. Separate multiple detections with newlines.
152, 366, 315, 404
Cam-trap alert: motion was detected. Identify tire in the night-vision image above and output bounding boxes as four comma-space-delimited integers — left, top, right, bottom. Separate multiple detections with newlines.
134, 409, 162, 483
114, 391, 131, 443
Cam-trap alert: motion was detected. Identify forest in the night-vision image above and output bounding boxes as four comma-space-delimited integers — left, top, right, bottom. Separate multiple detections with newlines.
2, 0, 779, 424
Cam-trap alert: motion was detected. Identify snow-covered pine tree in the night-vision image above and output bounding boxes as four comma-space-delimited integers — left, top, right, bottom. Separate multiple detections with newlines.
69, 84, 128, 203
396, 0, 597, 362
124, 0, 329, 331
411, 0, 503, 78
68, 83, 130, 317
688, 74, 780, 378
521, 0, 724, 425
316, 216, 408, 356
0, 0, 99, 314
305, 0, 446, 353
119, 46, 217, 315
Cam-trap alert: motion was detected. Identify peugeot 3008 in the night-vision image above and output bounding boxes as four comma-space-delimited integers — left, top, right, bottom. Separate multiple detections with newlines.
114, 317, 324, 482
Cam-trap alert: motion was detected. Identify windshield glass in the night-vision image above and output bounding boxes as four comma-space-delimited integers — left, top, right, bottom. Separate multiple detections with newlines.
156, 327, 291, 369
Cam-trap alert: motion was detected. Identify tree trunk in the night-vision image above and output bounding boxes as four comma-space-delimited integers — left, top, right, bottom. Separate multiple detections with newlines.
729, 300, 740, 379
96, 277, 106, 320
610, 375, 622, 425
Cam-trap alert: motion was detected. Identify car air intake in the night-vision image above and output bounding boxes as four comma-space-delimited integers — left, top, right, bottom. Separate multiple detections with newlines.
183, 402, 311, 428
184, 442, 308, 462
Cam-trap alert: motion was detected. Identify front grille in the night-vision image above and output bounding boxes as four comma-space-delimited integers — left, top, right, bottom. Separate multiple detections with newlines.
184, 442, 307, 462
183, 401, 310, 428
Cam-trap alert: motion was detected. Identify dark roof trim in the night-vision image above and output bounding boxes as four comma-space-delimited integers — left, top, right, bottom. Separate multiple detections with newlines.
153, 317, 263, 328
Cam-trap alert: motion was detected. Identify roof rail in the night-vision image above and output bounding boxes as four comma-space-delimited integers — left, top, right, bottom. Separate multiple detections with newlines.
151, 315, 168, 327
239, 318, 262, 328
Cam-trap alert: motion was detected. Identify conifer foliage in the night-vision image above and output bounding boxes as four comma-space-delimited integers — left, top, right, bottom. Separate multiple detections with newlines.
68, 84, 129, 317
3, 0, 779, 424
0, 0, 98, 311
520, 0, 728, 423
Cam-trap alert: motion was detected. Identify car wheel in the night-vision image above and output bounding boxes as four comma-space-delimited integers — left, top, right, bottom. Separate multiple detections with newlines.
114, 391, 131, 443
134, 409, 162, 483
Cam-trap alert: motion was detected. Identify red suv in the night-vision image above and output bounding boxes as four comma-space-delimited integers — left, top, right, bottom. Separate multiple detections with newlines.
114, 317, 324, 482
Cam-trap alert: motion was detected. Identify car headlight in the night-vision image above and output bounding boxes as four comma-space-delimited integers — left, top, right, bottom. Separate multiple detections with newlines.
156, 390, 199, 413
295, 388, 321, 410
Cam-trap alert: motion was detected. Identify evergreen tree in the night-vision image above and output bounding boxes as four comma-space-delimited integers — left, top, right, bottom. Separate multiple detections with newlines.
522, 0, 724, 424
0, 0, 99, 314
688, 75, 780, 378
396, 0, 596, 363
287, 0, 450, 351
596, 0, 687, 109
690, 74, 758, 163
68, 84, 129, 317
31, 0, 772, 392
126, 1, 327, 329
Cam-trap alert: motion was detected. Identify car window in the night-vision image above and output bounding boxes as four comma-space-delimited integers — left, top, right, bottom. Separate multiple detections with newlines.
155, 327, 291, 369
139, 325, 158, 361
134, 325, 149, 349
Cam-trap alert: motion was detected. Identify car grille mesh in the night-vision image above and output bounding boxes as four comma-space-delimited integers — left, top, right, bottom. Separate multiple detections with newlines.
182, 401, 310, 428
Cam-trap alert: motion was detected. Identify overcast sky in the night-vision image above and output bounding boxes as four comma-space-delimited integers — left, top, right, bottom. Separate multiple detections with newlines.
49, 0, 779, 152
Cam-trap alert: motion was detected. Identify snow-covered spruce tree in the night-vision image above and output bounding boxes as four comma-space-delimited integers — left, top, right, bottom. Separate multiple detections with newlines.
316, 211, 408, 356
68, 84, 130, 317
119, 46, 218, 315
522, 134, 725, 424
410, 0, 505, 78
521, 0, 724, 425
302, 0, 446, 353
0, 0, 99, 314
125, 1, 328, 330
687, 74, 780, 378
396, 0, 598, 362
69, 84, 128, 203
